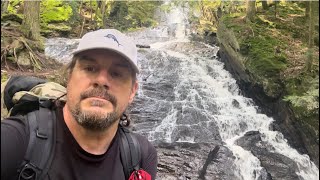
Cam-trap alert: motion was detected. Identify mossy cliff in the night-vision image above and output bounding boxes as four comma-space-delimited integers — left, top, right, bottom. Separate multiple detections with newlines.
216, 12, 319, 167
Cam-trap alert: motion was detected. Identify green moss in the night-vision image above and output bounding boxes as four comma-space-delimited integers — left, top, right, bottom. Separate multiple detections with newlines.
6, 0, 21, 14
241, 35, 287, 78
1, 72, 8, 84
222, 15, 245, 32
256, 15, 276, 28
278, 3, 304, 16
40, 0, 72, 23
1, 13, 23, 24
285, 73, 319, 96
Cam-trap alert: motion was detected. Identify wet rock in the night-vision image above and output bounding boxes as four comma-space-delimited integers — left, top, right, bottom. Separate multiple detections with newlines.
232, 99, 240, 108
236, 131, 301, 180
136, 44, 150, 48
156, 142, 239, 180
17, 51, 31, 66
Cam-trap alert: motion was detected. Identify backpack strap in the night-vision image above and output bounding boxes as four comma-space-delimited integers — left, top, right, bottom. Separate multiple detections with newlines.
119, 126, 141, 180
3, 76, 47, 111
18, 100, 57, 180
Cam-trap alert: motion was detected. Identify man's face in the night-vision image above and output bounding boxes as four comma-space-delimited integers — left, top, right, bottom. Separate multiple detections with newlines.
66, 49, 138, 131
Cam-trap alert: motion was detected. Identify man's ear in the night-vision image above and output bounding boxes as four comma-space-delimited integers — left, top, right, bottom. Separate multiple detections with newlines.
129, 80, 138, 103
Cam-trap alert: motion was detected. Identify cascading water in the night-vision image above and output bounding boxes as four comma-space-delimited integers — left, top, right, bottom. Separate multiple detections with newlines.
44, 3, 319, 180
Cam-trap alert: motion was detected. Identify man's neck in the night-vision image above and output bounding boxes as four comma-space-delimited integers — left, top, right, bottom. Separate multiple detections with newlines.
62, 106, 118, 155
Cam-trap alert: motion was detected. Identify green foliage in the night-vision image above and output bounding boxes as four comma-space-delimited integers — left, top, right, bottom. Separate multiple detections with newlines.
160, 2, 174, 13
188, 1, 222, 35
6, 0, 21, 14
284, 92, 319, 112
241, 32, 287, 78
283, 74, 319, 124
284, 84, 319, 116
67, 0, 81, 25
1, 72, 8, 84
107, 1, 161, 31
126, 2, 159, 27
277, 2, 304, 16
40, 0, 73, 23
256, 15, 276, 28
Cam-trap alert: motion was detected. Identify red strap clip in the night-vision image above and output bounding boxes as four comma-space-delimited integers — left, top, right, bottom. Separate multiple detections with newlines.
128, 169, 151, 180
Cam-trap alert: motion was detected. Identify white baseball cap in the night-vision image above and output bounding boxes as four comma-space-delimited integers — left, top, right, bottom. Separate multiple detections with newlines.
72, 29, 139, 73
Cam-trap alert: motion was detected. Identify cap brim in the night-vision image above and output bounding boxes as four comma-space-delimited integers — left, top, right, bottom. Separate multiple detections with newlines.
72, 47, 139, 74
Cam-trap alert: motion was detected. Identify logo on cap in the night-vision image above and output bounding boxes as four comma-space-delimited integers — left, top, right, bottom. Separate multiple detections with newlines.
104, 34, 122, 47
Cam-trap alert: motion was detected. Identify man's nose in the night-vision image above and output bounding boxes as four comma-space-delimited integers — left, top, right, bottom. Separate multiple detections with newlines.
94, 69, 110, 89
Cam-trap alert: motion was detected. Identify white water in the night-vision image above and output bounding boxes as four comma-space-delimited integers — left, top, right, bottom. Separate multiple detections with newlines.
146, 4, 319, 180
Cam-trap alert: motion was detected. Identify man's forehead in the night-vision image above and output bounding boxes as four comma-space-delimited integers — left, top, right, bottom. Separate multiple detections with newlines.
76, 50, 130, 66
78, 54, 132, 69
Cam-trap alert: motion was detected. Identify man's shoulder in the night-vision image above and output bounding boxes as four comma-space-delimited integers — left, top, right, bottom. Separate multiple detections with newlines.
130, 132, 157, 155
130, 132, 150, 144
1, 114, 27, 127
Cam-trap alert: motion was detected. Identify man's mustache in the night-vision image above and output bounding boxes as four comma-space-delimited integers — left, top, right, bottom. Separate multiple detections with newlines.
80, 87, 117, 107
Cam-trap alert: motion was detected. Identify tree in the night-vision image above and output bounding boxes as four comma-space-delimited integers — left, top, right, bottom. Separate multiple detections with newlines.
306, 1, 316, 72
305, 1, 310, 19
246, 0, 256, 22
21, 0, 41, 41
274, 1, 280, 18
100, 0, 106, 28
1, 0, 9, 14
261, 0, 268, 10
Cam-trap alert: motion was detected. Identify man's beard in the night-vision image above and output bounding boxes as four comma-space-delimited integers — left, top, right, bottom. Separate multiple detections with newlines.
69, 87, 121, 131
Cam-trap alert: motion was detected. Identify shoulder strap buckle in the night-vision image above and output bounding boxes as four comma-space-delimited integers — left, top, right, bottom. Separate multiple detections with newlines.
36, 129, 48, 139
38, 98, 52, 109
18, 163, 40, 180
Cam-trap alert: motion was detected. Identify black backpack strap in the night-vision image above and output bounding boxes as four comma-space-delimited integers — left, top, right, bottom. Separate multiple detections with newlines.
119, 126, 141, 179
18, 100, 57, 180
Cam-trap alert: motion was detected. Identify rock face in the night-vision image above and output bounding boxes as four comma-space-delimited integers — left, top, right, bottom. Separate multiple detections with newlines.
236, 131, 301, 180
216, 21, 319, 167
156, 142, 240, 180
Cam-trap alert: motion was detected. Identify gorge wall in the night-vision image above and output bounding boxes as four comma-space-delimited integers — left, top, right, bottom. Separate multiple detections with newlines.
216, 21, 319, 167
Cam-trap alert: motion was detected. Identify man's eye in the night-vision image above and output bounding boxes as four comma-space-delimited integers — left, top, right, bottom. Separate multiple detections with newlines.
110, 71, 122, 78
85, 66, 96, 72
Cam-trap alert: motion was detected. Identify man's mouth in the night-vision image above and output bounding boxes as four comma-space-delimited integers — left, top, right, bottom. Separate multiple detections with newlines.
80, 88, 117, 107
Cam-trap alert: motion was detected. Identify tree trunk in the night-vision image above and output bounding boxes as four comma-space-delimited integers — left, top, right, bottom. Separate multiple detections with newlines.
21, 0, 40, 41
90, 0, 93, 21
94, 0, 99, 29
101, 0, 106, 28
306, 1, 315, 72
305, 1, 310, 19
1, 0, 9, 14
262, 1, 268, 10
274, 1, 279, 18
246, 0, 256, 22
79, 0, 85, 38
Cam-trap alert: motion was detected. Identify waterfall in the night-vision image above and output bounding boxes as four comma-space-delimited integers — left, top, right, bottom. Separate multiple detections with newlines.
44, 3, 319, 180
142, 39, 318, 180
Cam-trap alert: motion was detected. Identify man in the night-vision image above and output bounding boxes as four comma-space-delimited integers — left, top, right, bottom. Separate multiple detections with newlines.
1, 29, 158, 180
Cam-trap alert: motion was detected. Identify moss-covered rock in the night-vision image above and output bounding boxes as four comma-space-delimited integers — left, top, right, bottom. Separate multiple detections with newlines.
40, 0, 72, 24
41, 23, 72, 37
1, 13, 23, 24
